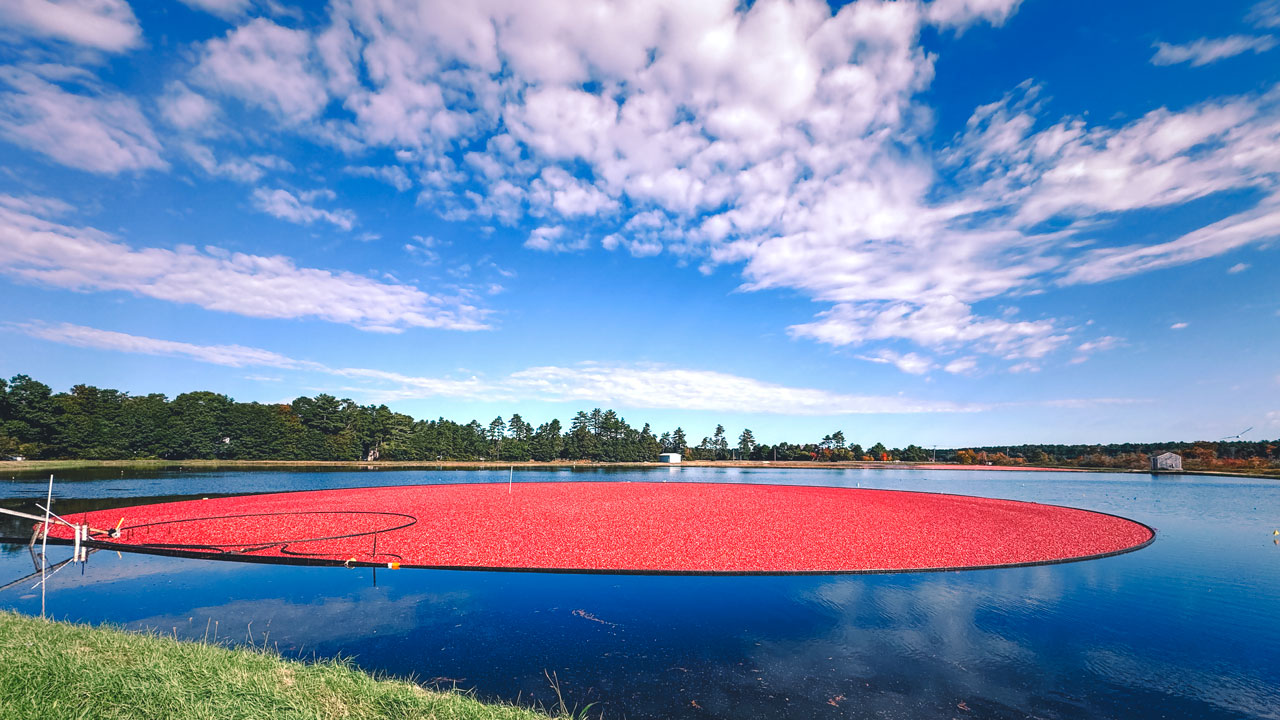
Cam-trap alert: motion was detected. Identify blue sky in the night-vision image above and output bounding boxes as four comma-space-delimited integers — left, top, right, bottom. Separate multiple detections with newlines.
0, 0, 1277, 447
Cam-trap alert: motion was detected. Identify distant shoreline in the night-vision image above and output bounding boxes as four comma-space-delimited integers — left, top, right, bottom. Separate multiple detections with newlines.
1, 457, 1066, 470
3, 458, 1275, 479
0, 457, 1121, 473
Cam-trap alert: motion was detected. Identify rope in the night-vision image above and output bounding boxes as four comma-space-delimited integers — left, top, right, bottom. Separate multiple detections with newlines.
100, 510, 418, 558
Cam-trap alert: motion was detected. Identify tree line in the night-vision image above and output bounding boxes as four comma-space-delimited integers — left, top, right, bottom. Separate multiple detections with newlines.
0, 375, 1275, 468
0, 374, 913, 463
946, 441, 1279, 471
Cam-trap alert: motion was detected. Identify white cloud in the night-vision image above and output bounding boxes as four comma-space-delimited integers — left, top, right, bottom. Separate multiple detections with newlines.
790, 296, 1068, 360
0, 193, 73, 216
180, 0, 253, 20
943, 356, 978, 375
602, 233, 663, 258
11, 321, 489, 397
162, 0, 1047, 363
1227, 262, 1250, 273
0, 67, 166, 175
530, 168, 619, 217
193, 18, 329, 123
500, 364, 973, 415
158, 82, 220, 131
322, 366, 490, 400
11, 322, 978, 415
1170, 322, 1189, 330
1041, 397, 1147, 409
955, 84, 1269, 226
1061, 196, 1280, 285
1151, 36, 1277, 67
1071, 335, 1122, 363
524, 225, 588, 253
0, 0, 141, 53
345, 166, 412, 192
1251, 1, 1280, 29
251, 187, 356, 230
0, 203, 488, 332
1075, 336, 1122, 354
600, 211, 671, 257
184, 143, 285, 183
403, 235, 442, 263
927, 0, 1023, 30
147, 0, 1280, 368
14, 322, 318, 369
949, 81, 1280, 287
857, 349, 935, 375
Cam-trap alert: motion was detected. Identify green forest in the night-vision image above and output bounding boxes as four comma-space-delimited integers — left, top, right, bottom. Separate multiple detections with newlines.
1, 374, 1277, 470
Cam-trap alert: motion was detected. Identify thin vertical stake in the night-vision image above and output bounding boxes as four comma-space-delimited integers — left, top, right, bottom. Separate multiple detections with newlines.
40, 474, 52, 618
509, 466, 513, 494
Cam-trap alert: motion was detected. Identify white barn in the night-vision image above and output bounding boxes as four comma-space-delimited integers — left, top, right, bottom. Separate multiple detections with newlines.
659, 453, 682, 464
1150, 451, 1182, 472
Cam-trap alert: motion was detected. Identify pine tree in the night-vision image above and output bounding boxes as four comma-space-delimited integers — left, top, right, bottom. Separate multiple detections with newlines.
671, 427, 688, 454
564, 411, 595, 460
486, 416, 506, 458
531, 419, 563, 461
712, 424, 728, 460
640, 423, 661, 462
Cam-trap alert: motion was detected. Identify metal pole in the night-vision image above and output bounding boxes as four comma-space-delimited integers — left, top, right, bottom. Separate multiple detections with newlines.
40, 475, 53, 556
0, 505, 112, 536
40, 474, 52, 618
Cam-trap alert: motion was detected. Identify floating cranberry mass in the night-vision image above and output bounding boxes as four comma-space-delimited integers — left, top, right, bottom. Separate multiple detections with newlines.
44, 482, 1154, 574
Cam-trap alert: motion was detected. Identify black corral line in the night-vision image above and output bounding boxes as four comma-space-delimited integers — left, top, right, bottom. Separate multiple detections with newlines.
25, 483, 1157, 576
88, 510, 417, 556
67, 522, 1155, 576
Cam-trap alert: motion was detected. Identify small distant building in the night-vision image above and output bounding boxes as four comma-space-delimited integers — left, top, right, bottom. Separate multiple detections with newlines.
659, 453, 682, 464
1151, 451, 1182, 472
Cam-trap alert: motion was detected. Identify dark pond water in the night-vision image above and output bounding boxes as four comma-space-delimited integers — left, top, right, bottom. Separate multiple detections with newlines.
2, 466, 1278, 719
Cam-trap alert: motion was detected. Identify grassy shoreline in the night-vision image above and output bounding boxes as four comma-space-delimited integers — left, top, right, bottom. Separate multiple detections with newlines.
3, 457, 1277, 478
0, 610, 565, 720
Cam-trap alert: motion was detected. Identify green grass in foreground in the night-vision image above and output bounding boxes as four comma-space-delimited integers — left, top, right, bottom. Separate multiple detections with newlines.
0, 611, 568, 720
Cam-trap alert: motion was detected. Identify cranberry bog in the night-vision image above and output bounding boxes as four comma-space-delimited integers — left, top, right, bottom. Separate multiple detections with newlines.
42, 481, 1154, 574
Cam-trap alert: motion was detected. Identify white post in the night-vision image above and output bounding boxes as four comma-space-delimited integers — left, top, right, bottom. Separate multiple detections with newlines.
509, 465, 513, 494
40, 474, 52, 618
72, 523, 81, 564
40, 475, 52, 565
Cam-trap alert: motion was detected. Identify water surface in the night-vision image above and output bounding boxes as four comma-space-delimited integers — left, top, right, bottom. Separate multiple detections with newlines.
2, 466, 1277, 719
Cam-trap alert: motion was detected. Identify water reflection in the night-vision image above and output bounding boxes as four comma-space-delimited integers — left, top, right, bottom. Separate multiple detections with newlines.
132, 587, 465, 648
2, 467, 1279, 719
